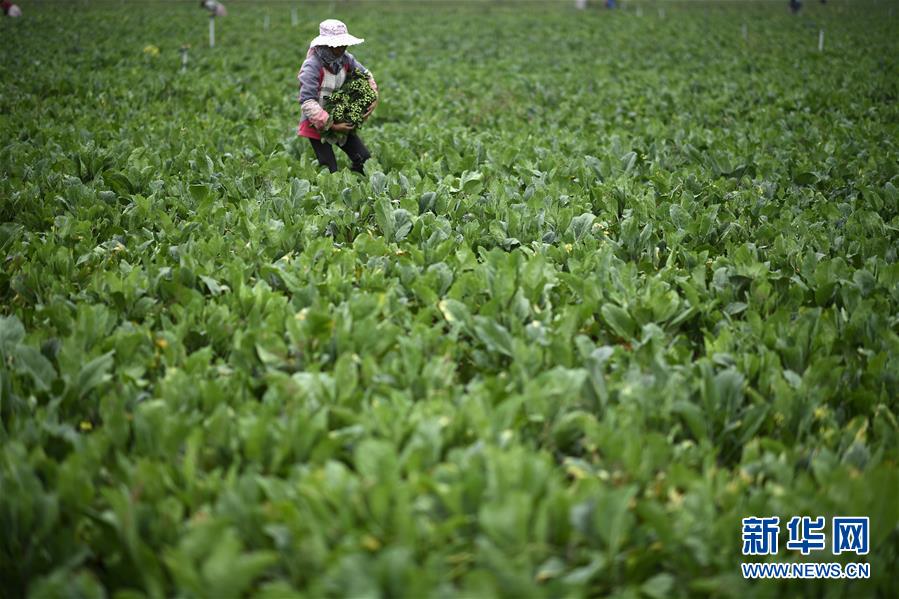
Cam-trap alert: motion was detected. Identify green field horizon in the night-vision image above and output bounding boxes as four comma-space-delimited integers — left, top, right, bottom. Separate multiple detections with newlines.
2, 1, 897, 597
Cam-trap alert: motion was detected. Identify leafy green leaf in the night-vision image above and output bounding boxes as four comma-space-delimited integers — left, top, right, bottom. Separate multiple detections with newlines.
601, 304, 636, 339
473, 316, 514, 357
74, 351, 115, 399
568, 212, 596, 242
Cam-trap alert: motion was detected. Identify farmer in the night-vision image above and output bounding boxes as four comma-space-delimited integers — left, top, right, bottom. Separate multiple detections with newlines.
297, 19, 379, 174
2, 1, 22, 17
199, 0, 226, 17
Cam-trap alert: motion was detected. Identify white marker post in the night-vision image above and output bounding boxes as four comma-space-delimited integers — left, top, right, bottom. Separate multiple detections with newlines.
818, 29, 824, 52
291, 7, 298, 27
575, 0, 587, 10
180, 47, 189, 72
264, 13, 270, 32
659, 8, 665, 19
742, 23, 747, 41
209, 15, 215, 48
636, 6, 643, 17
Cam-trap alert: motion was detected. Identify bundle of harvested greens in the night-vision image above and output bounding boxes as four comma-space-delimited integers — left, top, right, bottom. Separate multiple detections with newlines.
325, 69, 378, 129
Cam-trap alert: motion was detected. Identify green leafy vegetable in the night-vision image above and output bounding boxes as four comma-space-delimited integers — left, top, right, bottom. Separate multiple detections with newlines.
325, 69, 378, 128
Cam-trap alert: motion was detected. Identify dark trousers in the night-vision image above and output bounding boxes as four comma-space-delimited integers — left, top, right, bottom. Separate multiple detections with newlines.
309, 134, 370, 174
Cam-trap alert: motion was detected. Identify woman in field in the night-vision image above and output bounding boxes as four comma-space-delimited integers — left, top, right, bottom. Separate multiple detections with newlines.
297, 19, 379, 174
2, 1, 22, 17
199, 1, 226, 17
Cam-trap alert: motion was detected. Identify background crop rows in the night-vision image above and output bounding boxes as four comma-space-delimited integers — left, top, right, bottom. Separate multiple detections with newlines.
1, 1, 898, 597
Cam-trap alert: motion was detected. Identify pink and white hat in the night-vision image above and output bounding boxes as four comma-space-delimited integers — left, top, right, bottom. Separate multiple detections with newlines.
309, 19, 364, 48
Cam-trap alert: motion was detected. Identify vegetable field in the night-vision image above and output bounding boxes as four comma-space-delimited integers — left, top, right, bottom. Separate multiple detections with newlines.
1, 1, 898, 596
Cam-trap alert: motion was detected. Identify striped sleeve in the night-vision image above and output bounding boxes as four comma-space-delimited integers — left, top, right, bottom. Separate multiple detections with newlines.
302, 99, 331, 130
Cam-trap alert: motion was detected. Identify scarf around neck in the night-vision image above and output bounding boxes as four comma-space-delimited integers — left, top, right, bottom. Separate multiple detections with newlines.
314, 46, 345, 73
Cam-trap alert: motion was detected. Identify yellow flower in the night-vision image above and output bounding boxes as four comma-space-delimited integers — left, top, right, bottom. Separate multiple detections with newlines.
143, 45, 160, 57
564, 461, 589, 480
361, 535, 381, 551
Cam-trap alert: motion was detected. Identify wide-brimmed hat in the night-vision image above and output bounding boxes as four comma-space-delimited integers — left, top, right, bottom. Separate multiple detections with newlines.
309, 19, 364, 48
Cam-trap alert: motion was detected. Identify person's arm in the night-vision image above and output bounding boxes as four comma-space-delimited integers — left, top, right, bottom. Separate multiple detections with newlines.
298, 60, 333, 131
346, 52, 379, 94
345, 52, 369, 76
